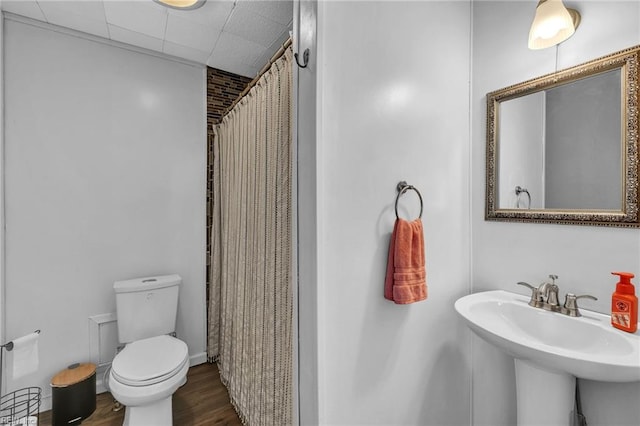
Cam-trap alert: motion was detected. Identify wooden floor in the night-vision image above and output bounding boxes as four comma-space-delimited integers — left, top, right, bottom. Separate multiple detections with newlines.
38, 363, 243, 426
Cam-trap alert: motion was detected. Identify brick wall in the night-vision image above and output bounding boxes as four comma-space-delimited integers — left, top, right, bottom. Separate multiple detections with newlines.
207, 68, 252, 134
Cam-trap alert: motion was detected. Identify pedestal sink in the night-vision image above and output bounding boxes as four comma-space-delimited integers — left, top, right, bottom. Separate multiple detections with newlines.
455, 290, 640, 425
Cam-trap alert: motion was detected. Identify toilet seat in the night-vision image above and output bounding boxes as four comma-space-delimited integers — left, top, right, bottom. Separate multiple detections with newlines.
112, 335, 189, 387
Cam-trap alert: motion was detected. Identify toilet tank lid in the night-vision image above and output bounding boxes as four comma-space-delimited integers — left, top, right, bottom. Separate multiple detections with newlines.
114, 274, 182, 293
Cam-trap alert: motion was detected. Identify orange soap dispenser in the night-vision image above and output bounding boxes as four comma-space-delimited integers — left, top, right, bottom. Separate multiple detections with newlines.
611, 272, 638, 333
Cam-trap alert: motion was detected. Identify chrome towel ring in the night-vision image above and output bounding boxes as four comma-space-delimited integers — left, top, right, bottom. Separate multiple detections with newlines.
395, 181, 423, 220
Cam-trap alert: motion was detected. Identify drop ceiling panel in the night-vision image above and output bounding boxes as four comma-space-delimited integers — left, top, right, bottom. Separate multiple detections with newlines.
103, 1, 168, 40
41, 10, 109, 39
108, 24, 164, 53
167, 0, 233, 29
1, 0, 293, 77
163, 40, 211, 64
37, 0, 107, 22
224, 6, 286, 48
252, 29, 290, 68
165, 13, 220, 52
236, 0, 292, 26
207, 54, 257, 79
211, 31, 266, 68
1, 1, 46, 21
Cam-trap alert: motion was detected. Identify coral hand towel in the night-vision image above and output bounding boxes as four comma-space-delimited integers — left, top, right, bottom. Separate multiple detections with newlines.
384, 218, 427, 304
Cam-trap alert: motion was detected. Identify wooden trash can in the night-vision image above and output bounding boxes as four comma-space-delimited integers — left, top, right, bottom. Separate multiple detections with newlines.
51, 363, 96, 426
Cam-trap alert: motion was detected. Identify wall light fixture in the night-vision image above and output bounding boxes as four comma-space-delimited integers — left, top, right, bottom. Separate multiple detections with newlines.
528, 0, 581, 50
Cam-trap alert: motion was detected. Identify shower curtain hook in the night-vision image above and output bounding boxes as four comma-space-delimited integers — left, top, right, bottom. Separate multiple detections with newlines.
294, 49, 309, 68
294, 0, 310, 69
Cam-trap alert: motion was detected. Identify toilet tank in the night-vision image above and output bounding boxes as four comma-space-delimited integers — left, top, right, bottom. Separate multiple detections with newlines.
114, 274, 181, 344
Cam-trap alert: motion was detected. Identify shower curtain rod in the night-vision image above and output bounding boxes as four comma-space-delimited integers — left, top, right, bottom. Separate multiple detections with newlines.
222, 37, 293, 117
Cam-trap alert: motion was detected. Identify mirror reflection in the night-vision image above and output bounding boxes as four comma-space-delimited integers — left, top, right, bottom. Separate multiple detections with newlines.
498, 69, 621, 210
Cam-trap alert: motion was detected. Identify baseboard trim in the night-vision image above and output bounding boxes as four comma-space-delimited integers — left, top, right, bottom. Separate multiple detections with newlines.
189, 351, 208, 367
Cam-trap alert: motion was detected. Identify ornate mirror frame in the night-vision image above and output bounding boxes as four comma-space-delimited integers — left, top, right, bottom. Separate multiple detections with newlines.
486, 45, 640, 227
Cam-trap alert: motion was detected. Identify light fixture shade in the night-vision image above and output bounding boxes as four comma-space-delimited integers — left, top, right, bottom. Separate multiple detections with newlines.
528, 0, 579, 50
153, 0, 206, 10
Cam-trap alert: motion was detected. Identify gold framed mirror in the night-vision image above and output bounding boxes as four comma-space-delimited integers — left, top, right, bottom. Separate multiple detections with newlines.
486, 45, 639, 227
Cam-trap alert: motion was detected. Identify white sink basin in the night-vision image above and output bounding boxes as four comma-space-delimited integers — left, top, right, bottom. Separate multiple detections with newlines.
455, 290, 640, 382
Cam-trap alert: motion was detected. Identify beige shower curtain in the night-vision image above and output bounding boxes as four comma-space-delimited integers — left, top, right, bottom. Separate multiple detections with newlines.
208, 47, 293, 426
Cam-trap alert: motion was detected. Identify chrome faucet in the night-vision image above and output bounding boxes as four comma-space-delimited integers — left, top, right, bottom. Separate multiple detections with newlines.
562, 293, 598, 317
517, 274, 560, 311
539, 274, 560, 312
517, 275, 597, 316
516, 281, 544, 308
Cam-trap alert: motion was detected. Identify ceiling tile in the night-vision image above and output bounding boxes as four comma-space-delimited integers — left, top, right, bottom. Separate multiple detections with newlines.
37, 0, 107, 22
104, 0, 168, 39
1, 0, 46, 21
212, 31, 266, 68
2, 0, 292, 71
41, 8, 109, 39
165, 13, 220, 53
108, 24, 164, 53
163, 40, 210, 64
252, 28, 289, 68
167, 0, 233, 29
224, 6, 287, 48
236, 0, 292, 26
207, 53, 258, 78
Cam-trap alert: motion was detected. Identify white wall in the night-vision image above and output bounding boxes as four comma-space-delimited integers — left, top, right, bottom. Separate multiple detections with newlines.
301, 1, 472, 424
2, 16, 206, 407
472, 1, 640, 425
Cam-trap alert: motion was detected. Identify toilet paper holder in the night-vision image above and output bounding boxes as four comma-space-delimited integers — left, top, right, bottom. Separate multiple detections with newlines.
0, 330, 42, 424
0, 330, 40, 353
0, 329, 41, 388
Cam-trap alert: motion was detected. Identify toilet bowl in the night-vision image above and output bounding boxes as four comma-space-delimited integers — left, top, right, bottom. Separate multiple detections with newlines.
109, 335, 189, 426
112, 274, 186, 425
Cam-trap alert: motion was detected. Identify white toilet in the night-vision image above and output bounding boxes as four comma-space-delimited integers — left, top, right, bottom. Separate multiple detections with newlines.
108, 274, 189, 426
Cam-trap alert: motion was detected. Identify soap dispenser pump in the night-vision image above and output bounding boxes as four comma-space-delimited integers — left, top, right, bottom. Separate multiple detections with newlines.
611, 271, 638, 333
